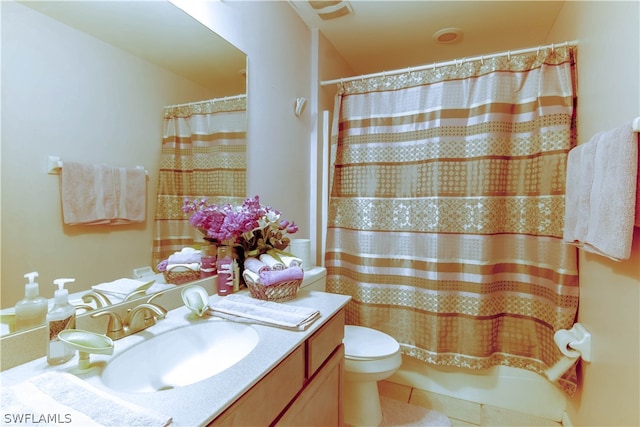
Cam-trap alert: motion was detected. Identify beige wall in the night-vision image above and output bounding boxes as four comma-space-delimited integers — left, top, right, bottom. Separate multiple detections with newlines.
547, 2, 640, 426
0, 2, 217, 305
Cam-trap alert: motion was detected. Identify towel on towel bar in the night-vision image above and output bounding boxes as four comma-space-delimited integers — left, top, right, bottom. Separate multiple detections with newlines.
209, 294, 320, 331
61, 162, 146, 225
563, 121, 639, 261
1, 372, 172, 426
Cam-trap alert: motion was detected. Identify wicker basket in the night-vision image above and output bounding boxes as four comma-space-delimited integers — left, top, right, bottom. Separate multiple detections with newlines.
163, 265, 201, 285
245, 277, 302, 302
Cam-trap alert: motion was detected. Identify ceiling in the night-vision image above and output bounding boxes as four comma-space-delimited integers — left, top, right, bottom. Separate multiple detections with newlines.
289, 0, 566, 77
17, 1, 247, 94
19, 1, 566, 90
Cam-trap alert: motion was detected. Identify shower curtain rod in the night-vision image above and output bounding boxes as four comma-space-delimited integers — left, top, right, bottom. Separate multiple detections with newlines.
165, 93, 247, 109
320, 40, 578, 86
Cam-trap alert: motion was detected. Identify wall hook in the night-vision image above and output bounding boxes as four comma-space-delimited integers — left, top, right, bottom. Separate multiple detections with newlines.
294, 97, 307, 117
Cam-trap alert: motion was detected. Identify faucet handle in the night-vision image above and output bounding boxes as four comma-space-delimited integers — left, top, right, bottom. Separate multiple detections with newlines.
127, 303, 167, 333
123, 288, 147, 302
82, 290, 112, 308
74, 304, 95, 314
91, 310, 125, 340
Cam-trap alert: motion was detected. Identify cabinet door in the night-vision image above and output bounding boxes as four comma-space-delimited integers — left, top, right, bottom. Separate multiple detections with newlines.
210, 345, 305, 426
274, 345, 344, 427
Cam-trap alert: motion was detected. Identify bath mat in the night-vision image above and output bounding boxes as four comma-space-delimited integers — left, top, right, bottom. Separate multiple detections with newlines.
380, 396, 451, 427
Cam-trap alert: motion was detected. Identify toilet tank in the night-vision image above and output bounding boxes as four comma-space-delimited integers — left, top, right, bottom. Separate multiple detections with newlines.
300, 267, 327, 291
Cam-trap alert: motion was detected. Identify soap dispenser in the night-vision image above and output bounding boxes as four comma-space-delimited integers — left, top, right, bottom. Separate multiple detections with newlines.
14, 272, 48, 331
46, 278, 76, 365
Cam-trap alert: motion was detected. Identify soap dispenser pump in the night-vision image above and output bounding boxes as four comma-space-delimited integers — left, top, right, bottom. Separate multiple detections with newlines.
46, 278, 76, 365
14, 272, 48, 331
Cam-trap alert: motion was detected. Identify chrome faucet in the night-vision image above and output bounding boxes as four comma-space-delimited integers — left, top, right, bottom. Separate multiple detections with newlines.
91, 300, 167, 340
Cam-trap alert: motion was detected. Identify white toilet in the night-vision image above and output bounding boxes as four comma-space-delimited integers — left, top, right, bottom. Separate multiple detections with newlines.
301, 268, 403, 427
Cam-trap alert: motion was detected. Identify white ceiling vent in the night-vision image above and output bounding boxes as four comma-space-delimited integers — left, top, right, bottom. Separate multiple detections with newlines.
308, 1, 352, 20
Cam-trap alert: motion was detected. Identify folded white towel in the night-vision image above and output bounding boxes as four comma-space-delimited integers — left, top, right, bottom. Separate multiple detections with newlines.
563, 121, 638, 261
259, 253, 285, 270
91, 279, 173, 303
92, 278, 148, 296
1, 372, 171, 426
210, 294, 320, 331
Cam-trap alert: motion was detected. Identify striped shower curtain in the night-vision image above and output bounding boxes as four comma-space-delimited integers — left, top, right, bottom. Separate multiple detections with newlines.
325, 46, 580, 395
152, 96, 247, 268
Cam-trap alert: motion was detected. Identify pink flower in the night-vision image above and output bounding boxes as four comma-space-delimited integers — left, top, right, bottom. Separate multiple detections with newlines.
183, 196, 298, 255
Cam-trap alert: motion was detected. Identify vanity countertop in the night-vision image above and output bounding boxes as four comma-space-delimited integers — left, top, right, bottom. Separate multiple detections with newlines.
0, 287, 351, 427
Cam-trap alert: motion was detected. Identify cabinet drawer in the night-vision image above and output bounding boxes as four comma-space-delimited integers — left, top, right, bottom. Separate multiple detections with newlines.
210, 345, 305, 426
306, 309, 345, 378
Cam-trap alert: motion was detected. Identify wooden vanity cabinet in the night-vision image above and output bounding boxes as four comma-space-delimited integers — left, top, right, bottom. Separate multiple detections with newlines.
210, 309, 345, 427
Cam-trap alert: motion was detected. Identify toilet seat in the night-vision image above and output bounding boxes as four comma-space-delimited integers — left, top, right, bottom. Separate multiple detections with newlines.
343, 325, 400, 360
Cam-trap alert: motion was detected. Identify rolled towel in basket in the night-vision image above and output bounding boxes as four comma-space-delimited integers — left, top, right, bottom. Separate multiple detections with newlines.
244, 257, 271, 275
166, 262, 200, 271
242, 269, 260, 284
259, 266, 304, 286
278, 254, 303, 268
167, 247, 201, 264
259, 253, 285, 270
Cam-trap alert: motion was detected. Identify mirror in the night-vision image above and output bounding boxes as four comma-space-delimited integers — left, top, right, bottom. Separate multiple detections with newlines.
0, 1, 247, 336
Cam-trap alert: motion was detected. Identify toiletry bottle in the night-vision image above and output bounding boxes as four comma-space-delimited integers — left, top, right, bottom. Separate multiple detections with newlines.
14, 272, 48, 331
216, 244, 233, 296
46, 278, 76, 365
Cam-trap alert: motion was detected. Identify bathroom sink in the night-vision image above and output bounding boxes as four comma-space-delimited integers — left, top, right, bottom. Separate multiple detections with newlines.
101, 321, 259, 393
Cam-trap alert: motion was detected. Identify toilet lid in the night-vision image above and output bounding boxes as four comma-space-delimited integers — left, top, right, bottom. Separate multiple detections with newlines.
343, 325, 400, 360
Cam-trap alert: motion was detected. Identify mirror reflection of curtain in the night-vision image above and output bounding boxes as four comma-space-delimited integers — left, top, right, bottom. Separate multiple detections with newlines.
152, 95, 247, 268
326, 46, 580, 395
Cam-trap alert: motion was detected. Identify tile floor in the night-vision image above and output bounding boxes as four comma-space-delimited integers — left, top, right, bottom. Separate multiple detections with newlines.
378, 380, 563, 427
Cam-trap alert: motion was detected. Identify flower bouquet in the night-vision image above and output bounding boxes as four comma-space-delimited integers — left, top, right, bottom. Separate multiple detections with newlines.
182, 195, 299, 258
183, 196, 302, 300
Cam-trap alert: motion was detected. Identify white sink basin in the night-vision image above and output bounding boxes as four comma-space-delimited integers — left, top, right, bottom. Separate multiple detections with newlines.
101, 321, 259, 393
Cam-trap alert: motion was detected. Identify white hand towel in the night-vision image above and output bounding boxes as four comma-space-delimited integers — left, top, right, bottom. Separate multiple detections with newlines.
210, 294, 320, 331
1, 372, 172, 426
563, 121, 638, 261
564, 136, 598, 244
